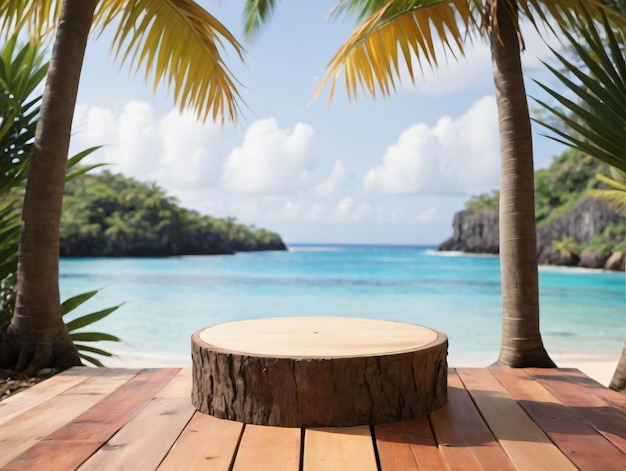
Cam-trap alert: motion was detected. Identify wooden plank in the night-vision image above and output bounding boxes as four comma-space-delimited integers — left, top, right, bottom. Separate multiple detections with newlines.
375, 417, 446, 471
0, 367, 99, 426
155, 367, 192, 398
3, 368, 180, 470
78, 397, 195, 470
546, 368, 626, 410
528, 368, 626, 453
0, 369, 138, 468
525, 368, 626, 412
158, 413, 243, 471
233, 425, 300, 471
303, 426, 377, 471
457, 368, 577, 471
429, 371, 515, 471
491, 368, 625, 471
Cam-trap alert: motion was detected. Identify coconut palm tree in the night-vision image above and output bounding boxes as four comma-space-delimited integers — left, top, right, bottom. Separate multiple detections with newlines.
244, 0, 624, 367
0, 0, 245, 373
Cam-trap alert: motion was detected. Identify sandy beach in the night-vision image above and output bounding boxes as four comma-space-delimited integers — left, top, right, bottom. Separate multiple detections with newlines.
103, 349, 619, 388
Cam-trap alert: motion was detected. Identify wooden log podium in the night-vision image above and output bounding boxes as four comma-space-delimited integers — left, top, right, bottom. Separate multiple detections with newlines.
191, 317, 447, 427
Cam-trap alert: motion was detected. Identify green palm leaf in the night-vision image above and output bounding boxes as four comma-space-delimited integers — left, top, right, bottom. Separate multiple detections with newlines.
533, 7, 626, 172
61, 289, 99, 315
65, 305, 122, 332
70, 332, 121, 342
76, 353, 105, 367
76, 344, 115, 357
62, 288, 122, 367
244, 0, 278, 39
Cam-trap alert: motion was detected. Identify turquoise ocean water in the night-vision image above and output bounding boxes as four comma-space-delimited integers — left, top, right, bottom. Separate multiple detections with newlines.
59, 244, 625, 366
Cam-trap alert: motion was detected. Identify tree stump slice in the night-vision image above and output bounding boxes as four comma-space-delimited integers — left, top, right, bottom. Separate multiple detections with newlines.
191, 317, 447, 427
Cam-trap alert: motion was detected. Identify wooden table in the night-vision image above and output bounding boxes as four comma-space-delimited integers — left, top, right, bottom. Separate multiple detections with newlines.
0, 366, 624, 470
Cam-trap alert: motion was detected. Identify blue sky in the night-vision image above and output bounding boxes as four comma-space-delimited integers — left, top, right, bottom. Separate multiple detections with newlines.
68, 0, 567, 245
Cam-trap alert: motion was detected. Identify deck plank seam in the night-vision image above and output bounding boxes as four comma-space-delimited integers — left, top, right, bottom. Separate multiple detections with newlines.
454, 368, 542, 467
0, 368, 150, 470
426, 411, 450, 470
229, 420, 247, 470
488, 368, 586, 467
369, 424, 383, 471
298, 427, 305, 471
527, 369, 626, 454
497, 369, 626, 470
75, 367, 185, 470
153, 405, 198, 470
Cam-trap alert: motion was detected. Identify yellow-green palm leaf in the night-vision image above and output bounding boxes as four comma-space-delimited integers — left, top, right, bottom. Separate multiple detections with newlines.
316, 0, 474, 101
1, 0, 245, 123
589, 172, 626, 214
312, 0, 622, 102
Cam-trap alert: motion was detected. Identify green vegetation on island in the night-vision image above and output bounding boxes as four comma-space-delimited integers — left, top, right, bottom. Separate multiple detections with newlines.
61, 171, 286, 257
441, 149, 624, 268
465, 149, 613, 226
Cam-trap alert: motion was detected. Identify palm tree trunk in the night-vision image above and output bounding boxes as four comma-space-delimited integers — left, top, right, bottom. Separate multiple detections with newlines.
0, 0, 97, 374
610, 341, 626, 393
490, 0, 555, 368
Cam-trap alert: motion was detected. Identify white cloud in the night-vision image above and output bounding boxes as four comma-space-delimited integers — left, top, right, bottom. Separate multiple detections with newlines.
221, 118, 315, 194
314, 161, 348, 197
71, 101, 222, 189
363, 96, 499, 196
416, 207, 440, 223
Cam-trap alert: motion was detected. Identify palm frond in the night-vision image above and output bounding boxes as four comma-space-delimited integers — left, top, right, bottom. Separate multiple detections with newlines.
519, 0, 625, 37
532, 4, 626, 173
316, 0, 473, 102
61, 289, 99, 315
70, 332, 121, 342
94, 0, 245, 123
589, 187, 626, 213
597, 172, 626, 191
0, 0, 63, 39
243, 0, 278, 39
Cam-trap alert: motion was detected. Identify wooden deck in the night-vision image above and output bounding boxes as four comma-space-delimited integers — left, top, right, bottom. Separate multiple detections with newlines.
0, 366, 624, 470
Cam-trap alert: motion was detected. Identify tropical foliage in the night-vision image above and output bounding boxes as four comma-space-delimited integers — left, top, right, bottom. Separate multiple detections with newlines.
0, 0, 247, 373
533, 7, 625, 173
1, 0, 245, 123
465, 191, 500, 212
61, 290, 121, 367
534, 151, 611, 224
0, 37, 45, 298
61, 171, 286, 257
0, 37, 121, 367
466, 149, 613, 221
462, 149, 624, 257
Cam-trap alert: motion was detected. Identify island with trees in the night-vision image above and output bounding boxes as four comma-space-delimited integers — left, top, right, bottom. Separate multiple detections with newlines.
60, 171, 287, 257
438, 149, 625, 271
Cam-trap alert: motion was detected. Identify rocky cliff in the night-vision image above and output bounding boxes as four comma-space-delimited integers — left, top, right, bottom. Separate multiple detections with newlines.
438, 197, 624, 271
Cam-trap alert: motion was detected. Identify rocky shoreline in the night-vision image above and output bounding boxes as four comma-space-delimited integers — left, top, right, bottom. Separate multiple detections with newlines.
439, 197, 625, 271
59, 235, 287, 257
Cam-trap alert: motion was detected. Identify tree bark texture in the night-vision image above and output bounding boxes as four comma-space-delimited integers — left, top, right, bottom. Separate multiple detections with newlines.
490, 0, 555, 368
1, 0, 97, 373
191, 329, 448, 427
